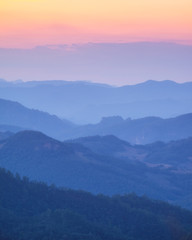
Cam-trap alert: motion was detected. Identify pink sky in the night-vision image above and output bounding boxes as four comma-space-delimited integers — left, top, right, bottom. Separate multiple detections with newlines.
0, 0, 192, 48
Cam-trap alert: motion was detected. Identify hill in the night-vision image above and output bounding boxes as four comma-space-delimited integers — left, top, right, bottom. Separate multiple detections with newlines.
0, 167, 192, 240
67, 135, 142, 159
69, 135, 192, 172
1, 131, 192, 209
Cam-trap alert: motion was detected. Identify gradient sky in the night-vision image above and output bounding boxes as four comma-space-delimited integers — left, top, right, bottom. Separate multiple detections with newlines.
0, 0, 192, 48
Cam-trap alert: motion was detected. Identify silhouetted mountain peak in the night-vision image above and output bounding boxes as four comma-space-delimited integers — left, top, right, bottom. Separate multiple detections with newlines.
3, 130, 62, 151
9, 130, 53, 141
0, 98, 24, 109
70, 134, 131, 145
175, 113, 192, 120
141, 80, 177, 85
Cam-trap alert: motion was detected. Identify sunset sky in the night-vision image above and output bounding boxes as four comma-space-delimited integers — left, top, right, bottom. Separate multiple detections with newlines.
0, 0, 192, 48
0, 0, 192, 84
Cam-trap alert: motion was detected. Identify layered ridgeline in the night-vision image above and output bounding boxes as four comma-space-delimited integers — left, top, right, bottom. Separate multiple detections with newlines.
64, 114, 192, 144
1, 168, 192, 240
1, 131, 192, 209
1, 98, 192, 144
0, 79, 192, 123
0, 98, 75, 140
68, 135, 192, 172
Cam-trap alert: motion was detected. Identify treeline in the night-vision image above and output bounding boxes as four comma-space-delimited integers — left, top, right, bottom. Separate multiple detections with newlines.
0, 168, 192, 240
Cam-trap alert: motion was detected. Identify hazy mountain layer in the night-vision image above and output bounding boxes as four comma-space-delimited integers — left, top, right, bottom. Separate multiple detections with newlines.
1, 97, 192, 144
0, 79, 192, 123
65, 113, 192, 144
0, 98, 75, 140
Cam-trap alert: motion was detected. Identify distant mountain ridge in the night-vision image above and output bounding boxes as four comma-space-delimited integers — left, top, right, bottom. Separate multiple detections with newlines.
0, 79, 192, 123
1, 97, 192, 144
65, 113, 192, 144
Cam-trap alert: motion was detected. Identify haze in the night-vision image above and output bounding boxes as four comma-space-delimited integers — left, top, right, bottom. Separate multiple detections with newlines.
0, 42, 191, 85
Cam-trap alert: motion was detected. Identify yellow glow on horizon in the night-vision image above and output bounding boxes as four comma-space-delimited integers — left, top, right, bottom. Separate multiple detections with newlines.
0, 0, 192, 47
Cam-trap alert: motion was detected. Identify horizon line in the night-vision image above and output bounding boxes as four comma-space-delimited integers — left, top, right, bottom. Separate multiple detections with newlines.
1, 78, 192, 87
1, 41, 192, 50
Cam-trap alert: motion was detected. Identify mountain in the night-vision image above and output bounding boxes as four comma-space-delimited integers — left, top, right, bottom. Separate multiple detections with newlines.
1, 130, 192, 209
0, 79, 192, 123
1, 167, 192, 240
1, 97, 192, 144
0, 131, 152, 195
144, 138, 192, 171
67, 135, 145, 160
69, 135, 192, 172
65, 113, 192, 144
0, 98, 75, 140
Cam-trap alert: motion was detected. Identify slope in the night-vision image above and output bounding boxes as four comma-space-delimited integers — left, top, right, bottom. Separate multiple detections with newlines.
0, 98, 75, 140
1, 167, 192, 240
1, 131, 192, 209
66, 113, 192, 144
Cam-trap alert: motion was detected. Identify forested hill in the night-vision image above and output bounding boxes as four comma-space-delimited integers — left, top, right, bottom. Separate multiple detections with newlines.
0, 167, 192, 240
1, 130, 192, 209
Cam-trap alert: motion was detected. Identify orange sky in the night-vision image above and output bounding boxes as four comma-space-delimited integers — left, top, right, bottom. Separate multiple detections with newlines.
0, 0, 192, 48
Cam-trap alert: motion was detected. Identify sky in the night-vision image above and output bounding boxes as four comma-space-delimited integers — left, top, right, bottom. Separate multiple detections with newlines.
0, 0, 192, 48
0, 0, 191, 85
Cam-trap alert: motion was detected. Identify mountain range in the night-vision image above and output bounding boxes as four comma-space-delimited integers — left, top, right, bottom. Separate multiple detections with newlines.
68, 113, 192, 144
1, 130, 192, 209
68, 135, 192, 172
1, 97, 192, 144
0, 79, 192, 123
